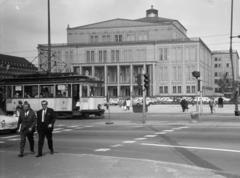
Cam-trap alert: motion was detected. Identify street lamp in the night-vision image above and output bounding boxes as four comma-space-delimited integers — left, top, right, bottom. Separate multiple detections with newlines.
229, 0, 240, 116
47, 0, 51, 72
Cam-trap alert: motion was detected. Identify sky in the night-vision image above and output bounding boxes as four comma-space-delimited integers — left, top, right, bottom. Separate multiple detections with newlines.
0, 0, 240, 65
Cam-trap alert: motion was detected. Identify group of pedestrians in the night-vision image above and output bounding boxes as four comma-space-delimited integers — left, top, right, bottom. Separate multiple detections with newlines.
17, 100, 56, 158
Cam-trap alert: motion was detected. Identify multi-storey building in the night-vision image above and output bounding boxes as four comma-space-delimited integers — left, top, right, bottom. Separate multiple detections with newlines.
0, 54, 37, 79
212, 50, 239, 97
38, 7, 214, 97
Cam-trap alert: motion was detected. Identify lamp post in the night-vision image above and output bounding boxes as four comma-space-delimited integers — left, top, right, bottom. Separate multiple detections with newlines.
230, 0, 240, 115
47, 0, 51, 72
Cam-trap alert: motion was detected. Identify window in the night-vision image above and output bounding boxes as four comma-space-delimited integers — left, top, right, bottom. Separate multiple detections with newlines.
82, 86, 88, 97
91, 51, 95, 63
177, 86, 181, 93
115, 35, 123, 42
13, 85, 23, 98
24, 85, 38, 98
86, 51, 90, 63
73, 66, 80, 74
103, 50, 107, 62
6, 86, 12, 98
226, 63, 230, 67
164, 86, 168, 93
159, 48, 168, 60
99, 51, 103, 63
214, 79, 218, 84
116, 50, 120, 62
55, 84, 71, 97
159, 86, 163, 94
192, 86, 196, 93
111, 50, 115, 62
214, 64, 218, 68
215, 57, 218, 61
214, 72, 218, 77
40, 85, 54, 98
186, 86, 190, 93
173, 86, 177, 94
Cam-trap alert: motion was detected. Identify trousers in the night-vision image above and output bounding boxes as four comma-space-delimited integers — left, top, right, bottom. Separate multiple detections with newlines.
37, 129, 53, 155
19, 130, 34, 154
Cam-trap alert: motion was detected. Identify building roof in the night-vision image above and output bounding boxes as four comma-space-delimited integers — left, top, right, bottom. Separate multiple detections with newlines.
212, 50, 239, 59
0, 54, 37, 70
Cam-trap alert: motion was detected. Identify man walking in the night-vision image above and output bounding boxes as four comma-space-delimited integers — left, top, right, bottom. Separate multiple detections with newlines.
36, 100, 56, 157
17, 101, 36, 157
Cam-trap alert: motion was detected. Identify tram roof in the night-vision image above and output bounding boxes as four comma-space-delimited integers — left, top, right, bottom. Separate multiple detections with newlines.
0, 72, 103, 85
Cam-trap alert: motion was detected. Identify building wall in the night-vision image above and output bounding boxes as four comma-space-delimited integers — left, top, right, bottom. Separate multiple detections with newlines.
212, 51, 239, 95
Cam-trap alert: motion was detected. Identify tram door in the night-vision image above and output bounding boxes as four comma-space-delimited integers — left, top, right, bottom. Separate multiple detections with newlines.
72, 84, 80, 111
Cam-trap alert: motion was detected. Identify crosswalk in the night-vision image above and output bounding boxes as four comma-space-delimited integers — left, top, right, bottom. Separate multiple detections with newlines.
0, 124, 94, 143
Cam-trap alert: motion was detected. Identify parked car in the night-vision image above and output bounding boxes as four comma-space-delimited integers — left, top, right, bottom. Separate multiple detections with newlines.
0, 113, 18, 134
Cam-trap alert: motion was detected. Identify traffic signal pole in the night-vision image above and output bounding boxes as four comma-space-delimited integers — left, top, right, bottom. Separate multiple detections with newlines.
142, 71, 146, 124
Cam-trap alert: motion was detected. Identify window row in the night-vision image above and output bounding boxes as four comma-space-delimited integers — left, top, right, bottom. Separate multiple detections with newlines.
159, 85, 196, 94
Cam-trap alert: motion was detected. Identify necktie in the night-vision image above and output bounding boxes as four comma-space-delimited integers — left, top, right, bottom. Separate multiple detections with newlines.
42, 110, 45, 122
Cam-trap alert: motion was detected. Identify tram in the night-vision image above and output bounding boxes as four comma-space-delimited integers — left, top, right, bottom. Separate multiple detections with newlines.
0, 73, 105, 118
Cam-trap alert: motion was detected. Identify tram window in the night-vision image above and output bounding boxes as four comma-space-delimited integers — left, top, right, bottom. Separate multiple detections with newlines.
24, 85, 38, 98
40, 85, 54, 98
13, 85, 23, 98
82, 86, 88, 97
55, 84, 71, 97
6, 86, 12, 98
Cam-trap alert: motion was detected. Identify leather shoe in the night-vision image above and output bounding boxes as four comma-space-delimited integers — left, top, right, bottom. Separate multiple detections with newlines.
36, 154, 42, 157
50, 150, 54, 154
18, 154, 24, 157
30, 150, 35, 154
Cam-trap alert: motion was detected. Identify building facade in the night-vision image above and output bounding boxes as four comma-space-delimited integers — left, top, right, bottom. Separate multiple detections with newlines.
212, 50, 239, 97
0, 54, 37, 79
38, 7, 214, 97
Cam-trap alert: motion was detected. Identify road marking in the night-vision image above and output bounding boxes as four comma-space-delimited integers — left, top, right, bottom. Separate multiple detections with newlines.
56, 124, 64, 127
141, 143, 240, 153
1, 135, 18, 139
155, 132, 166, 135
68, 125, 80, 128
54, 128, 63, 131
134, 138, 147, 141
144, 135, 157, 138
53, 131, 61, 134
8, 138, 20, 141
84, 126, 93, 128
95, 148, 110, 152
0, 141, 5, 143
62, 129, 73, 132
173, 126, 189, 130
111, 144, 122, 148
123, 140, 136, 144
163, 129, 174, 132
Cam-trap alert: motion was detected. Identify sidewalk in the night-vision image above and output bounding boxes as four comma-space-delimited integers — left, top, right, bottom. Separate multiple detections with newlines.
0, 151, 227, 178
108, 104, 238, 114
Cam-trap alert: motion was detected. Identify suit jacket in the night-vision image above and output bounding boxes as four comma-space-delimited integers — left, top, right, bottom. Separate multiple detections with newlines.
17, 108, 36, 133
36, 108, 56, 131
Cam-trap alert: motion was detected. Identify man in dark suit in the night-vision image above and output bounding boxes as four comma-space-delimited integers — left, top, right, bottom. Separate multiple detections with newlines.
17, 101, 36, 157
36, 100, 56, 157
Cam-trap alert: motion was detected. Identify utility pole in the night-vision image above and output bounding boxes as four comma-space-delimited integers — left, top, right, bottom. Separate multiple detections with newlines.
229, 0, 239, 115
47, 0, 51, 72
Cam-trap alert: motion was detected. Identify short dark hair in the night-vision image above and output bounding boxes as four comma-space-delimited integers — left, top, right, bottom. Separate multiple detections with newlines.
41, 100, 48, 105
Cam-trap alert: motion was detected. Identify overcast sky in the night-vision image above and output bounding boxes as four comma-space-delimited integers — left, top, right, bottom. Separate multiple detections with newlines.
0, 0, 240, 64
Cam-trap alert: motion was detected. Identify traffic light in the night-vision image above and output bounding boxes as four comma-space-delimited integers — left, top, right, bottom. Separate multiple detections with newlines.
192, 71, 200, 79
136, 74, 142, 87
144, 74, 149, 90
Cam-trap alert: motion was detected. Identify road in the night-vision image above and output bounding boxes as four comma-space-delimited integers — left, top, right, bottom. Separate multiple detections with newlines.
1, 113, 240, 177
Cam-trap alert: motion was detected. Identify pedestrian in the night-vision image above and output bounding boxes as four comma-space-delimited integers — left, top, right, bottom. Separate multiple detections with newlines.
209, 98, 214, 114
126, 98, 131, 110
180, 98, 188, 112
218, 97, 224, 108
17, 101, 36, 157
36, 100, 56, 157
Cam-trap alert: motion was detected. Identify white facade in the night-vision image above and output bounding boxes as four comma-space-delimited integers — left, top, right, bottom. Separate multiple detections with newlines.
38, 7, 214, 97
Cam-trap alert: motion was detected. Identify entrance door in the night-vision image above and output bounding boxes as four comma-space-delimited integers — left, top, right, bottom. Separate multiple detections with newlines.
72, 84, 80, 111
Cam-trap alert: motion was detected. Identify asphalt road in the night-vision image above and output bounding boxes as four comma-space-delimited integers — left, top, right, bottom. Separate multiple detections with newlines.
1, 113, 240, 177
